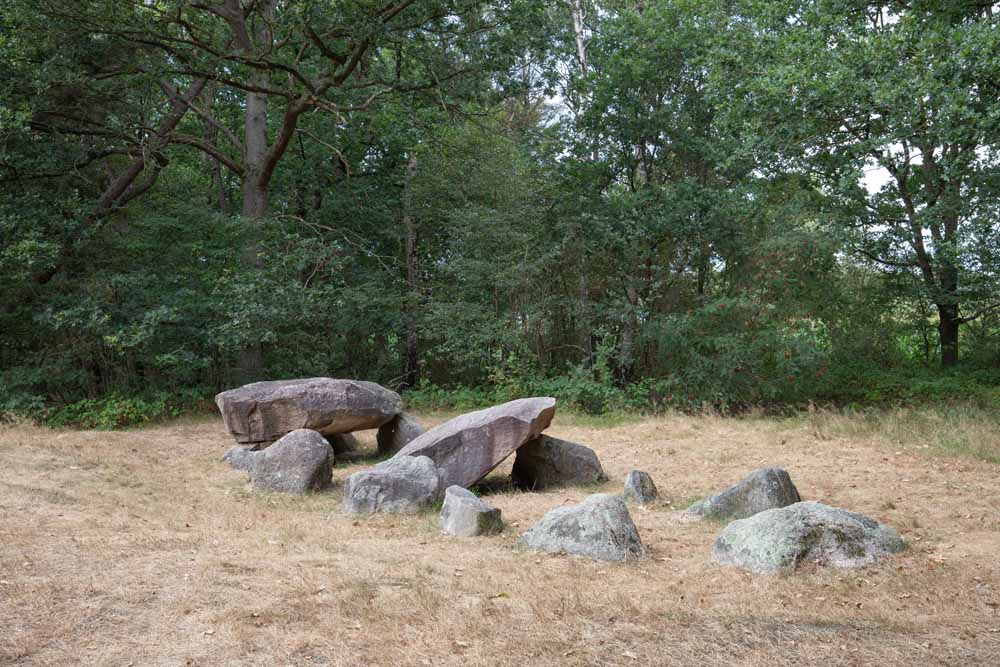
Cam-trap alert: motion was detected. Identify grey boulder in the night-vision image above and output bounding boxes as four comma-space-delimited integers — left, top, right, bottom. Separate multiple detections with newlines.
394, 397, 556, 489
248, 429, 332, 494
216, 378, 403, 446
518, 493, 646, 562
623, 470, 658, 504
687, 467, 801, 522
712, 501, 905, 574
511, 435, 607, 490
223, 446, 260, 472
342, 455, 440, 514
439, 486, 503, 536
377, 413, 426, 455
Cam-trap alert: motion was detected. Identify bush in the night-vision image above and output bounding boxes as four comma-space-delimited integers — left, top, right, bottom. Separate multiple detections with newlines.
43, 390, 211, 429
403, 384, 495, 412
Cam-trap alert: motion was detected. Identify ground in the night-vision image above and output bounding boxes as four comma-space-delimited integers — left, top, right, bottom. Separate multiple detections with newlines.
2, 409, 999, 666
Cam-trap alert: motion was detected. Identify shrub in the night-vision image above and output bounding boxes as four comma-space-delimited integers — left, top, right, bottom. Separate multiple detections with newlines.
43, 390, 210, 429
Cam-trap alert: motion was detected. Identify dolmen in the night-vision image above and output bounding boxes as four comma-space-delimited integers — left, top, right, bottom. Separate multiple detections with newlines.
217, 384, 613, 543
213, 383, 907, 573
216, 377, 424, 454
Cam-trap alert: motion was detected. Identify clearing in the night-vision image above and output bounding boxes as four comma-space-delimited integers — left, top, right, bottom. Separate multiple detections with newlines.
1, 410, 998, 666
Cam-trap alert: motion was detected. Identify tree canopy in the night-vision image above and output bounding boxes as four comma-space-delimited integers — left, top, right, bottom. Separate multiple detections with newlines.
2, 0, 999, 422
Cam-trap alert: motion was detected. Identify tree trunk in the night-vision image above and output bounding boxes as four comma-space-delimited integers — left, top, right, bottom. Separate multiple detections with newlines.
618, 285, 639, 382
235, 18, 272, 383
200, 82, 228, 215
697, 236, 710, 299
402, 154, 420, 388
578, 261, 592, 366
937, 239, 960, 367
568, 0, 588, 73
566, 0, 594, 367
938, 304, 959, 367
235, 87, 268, 382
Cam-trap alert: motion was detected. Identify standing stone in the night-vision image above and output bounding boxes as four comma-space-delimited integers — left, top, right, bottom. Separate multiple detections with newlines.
248, 429, 332, 494
511, 435, 607, 490
687, 467, 801, 522
518, 493, 646, 562
342, 455, 440, 514
623, 470, 658, 504
376, 413, 425, 455
223, 446, 260, 472
711, 501, 906, 574
439, 486, 503, 536
394, 397, 556, 489
215, 378, 403, 446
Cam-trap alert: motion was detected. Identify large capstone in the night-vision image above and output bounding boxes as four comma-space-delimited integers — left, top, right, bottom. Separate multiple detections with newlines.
376, 413, 425, 455
511, 435, 607, 490
517, 493, 646, 562
439, 486, 503, 536
711, 501, 906, 574
248, 429, 332, 494
215, 378, 403, 446
623, 470, 658, 504
687, 467, 801, 522
342, 455, 440, 514
394, 397, 556, 489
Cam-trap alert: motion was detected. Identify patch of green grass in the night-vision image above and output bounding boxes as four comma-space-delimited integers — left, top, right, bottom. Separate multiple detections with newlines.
555, 409, 646, 429
798, 403, 1000, 464
932, 430, 1000, 464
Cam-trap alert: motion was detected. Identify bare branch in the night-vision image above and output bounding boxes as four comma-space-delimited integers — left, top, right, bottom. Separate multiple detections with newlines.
158, 79, 244, 154
958, 302, 1000, 325
169, 135, 244, 175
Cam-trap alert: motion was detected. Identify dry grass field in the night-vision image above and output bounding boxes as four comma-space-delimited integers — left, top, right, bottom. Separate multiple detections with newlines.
2, 409, 999, 666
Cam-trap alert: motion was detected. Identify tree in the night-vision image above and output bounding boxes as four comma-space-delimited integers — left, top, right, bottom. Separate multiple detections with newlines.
721, 0, 1000, 366
20, 0, 532, 379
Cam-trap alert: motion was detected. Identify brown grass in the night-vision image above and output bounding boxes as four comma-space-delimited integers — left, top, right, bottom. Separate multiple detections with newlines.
2, 410, 999, 666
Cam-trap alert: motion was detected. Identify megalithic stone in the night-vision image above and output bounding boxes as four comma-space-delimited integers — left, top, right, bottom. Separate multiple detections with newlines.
215, 378, 403, 446
394, 397, 556, 489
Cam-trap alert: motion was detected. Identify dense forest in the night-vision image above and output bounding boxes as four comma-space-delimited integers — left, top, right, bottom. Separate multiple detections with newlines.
2, 0, 999, 424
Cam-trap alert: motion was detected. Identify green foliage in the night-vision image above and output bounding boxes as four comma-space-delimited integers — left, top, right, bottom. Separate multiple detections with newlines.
43, 390, 209, 430
403, 384, 496, 412
814, 365, 1000, 409
404, 363, 1000, 417
1, 0, 998, 426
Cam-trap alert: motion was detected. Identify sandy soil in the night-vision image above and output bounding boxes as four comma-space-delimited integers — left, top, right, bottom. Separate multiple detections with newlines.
1, 410, 998, 666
